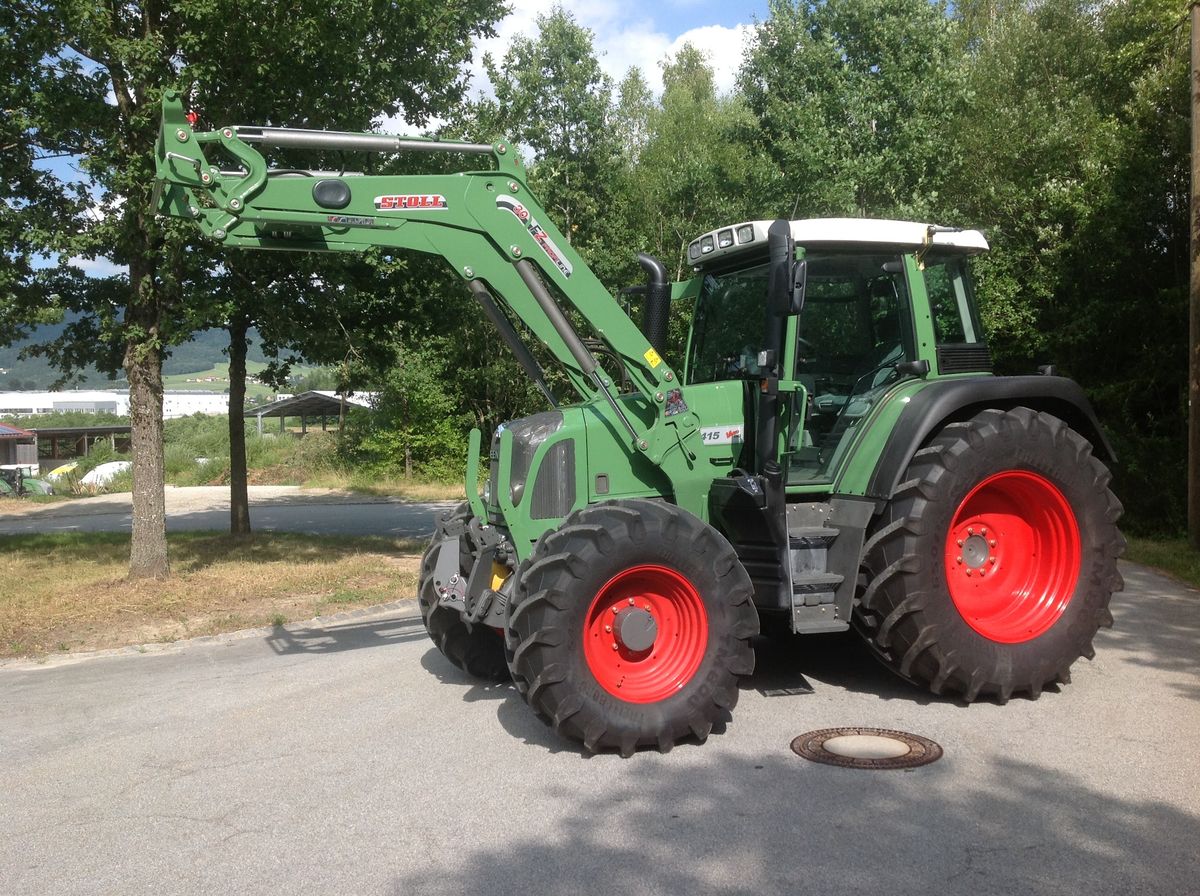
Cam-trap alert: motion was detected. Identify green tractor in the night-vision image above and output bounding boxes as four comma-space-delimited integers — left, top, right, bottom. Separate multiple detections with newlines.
152, 94, 1123, 755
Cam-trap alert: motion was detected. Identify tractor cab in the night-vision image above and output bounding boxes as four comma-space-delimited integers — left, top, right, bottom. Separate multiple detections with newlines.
684, 218, 991, 486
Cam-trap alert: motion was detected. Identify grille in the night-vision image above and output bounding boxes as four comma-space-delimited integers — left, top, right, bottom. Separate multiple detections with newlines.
488, 410, 564, 509
530, 439, 577, 520
937, 343, 993, 375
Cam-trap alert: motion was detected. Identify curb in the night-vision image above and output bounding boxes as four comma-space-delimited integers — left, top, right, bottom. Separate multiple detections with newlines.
0, 598, 422, 672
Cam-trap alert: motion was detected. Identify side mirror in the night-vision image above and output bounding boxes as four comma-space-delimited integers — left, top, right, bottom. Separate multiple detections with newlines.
790, 258, 806, 314
768, 220, 806, 317
894, 359, 931, 378
767, 219, 793, 318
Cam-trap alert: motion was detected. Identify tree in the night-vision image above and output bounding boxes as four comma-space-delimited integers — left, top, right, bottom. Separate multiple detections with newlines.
3, 0, 503, 571
739, 0, 965, 220
467, 8, 622, 269
630, 46, 772, 282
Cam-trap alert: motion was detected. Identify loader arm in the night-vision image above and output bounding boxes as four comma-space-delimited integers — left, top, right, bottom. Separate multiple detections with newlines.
152, 91, 696, 467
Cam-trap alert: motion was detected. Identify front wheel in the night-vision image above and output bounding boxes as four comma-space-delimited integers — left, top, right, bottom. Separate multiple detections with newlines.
417, 503, 509, 682
507, 500, 759, 756
854, 407, 1124, 702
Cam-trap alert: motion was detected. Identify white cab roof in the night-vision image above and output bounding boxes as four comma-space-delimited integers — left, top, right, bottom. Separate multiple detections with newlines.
687, 218, 989, 268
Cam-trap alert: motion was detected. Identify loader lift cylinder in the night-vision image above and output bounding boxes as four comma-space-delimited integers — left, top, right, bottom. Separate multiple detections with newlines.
235, 126, 495, 156
467, 280, 557, 408
514, 258, 640, 443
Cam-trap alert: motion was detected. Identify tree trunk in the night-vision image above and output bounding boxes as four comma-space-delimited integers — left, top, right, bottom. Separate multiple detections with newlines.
228, 312, 252, 536
1190, 1, 1200, 549
125, 272, 170, 579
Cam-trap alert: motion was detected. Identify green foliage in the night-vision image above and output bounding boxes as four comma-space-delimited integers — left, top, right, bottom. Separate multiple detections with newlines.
740, 0, 965, 220
71, 440, 126, 478
1124, 537, 1200, 588
466, 7, 623, 285
0, 410, 126, 429
158, 413, 343, 485
628, 47, 775, 283
338, 340, 470, 480
2, 0, 506, 563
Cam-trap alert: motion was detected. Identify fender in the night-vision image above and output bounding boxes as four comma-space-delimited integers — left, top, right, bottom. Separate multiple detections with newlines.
864, 375, 1116, 501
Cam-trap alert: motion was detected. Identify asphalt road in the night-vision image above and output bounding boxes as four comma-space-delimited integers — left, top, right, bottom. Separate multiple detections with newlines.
0, 487, 454, 538
2, 564, 1198, 896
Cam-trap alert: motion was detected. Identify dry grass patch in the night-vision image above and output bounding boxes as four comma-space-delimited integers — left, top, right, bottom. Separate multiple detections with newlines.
301, 471, 465, 502
0, 532, 426, 658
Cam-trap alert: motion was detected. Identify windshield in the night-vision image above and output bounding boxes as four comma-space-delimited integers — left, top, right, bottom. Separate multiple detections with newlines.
686, 263, 770, 385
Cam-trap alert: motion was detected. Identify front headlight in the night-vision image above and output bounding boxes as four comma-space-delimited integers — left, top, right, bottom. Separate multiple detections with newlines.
488, 410, 564, 508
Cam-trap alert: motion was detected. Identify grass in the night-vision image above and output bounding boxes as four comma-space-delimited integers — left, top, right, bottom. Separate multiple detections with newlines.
1123, 537, 1200, 591
301, 470, 464, 501
0, 531, 426, 659
161, 360, 275, 399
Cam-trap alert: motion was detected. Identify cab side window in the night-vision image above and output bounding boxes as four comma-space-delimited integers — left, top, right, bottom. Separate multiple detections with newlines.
923, 256, 983, 345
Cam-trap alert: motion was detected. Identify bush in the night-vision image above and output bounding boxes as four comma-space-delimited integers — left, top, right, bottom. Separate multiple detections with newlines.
337, 344, 469, 480
289, 430, 338, 475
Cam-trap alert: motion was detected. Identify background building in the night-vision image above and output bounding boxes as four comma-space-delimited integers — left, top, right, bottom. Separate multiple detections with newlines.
0, 390, 230, 419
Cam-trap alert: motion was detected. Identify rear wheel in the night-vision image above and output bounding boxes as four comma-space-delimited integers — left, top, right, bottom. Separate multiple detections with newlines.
417, 503, 509, 682
507, 499, 758, 756
854, 407, 1124, 702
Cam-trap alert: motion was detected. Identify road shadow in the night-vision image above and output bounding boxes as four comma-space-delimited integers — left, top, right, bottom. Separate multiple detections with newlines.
386, 751, 1200, 896
416, 645, 589, 755
264, 612, 428, 655
746, 629, 966, 707
1106, 564, 1200, 702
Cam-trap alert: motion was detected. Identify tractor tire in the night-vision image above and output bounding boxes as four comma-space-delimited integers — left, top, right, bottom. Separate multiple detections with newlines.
417, 503, 509, 682
854, 407, 1124, 702
506, 499, 759, 756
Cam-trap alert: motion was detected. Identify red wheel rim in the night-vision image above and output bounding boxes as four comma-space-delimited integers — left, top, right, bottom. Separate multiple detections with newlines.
944, 470, 1081, 643
583, 565, 709, 703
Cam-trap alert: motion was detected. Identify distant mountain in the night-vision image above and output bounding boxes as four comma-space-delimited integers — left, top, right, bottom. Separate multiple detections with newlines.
0, 317, 272, 390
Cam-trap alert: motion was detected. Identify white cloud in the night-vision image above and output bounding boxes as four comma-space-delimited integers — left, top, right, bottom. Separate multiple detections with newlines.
380, 1, 756, 134
68, 256, 127, 279
469, 1, 753, 99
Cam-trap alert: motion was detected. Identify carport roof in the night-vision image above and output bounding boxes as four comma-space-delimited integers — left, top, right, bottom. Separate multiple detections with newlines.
0, 422, 34, 440
244, 390, 376, 419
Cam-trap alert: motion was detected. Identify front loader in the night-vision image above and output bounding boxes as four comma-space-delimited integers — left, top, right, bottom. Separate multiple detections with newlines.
152, 93, 1124, 756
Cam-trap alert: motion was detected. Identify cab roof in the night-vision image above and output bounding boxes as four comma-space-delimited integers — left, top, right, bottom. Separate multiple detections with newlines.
687, 218, 990, 269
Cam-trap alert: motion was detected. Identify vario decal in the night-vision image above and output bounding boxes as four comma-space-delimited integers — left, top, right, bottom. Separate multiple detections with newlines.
496, 194, 573, 278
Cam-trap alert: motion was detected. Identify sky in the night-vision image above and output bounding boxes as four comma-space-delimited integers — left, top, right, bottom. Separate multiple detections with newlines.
467, 0, 771, 97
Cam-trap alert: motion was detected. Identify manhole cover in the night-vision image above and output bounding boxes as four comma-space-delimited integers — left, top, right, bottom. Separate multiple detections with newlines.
790, 727, 943, 769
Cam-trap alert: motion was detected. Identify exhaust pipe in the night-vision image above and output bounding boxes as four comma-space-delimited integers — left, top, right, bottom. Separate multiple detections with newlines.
637, 253, 670, 356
